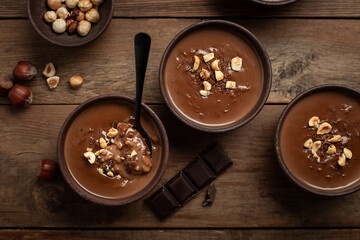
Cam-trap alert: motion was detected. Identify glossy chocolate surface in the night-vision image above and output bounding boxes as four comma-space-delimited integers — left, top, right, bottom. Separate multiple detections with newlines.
279, 89, 360, 192
64, 100, 162, 199
164, 27, 263, 127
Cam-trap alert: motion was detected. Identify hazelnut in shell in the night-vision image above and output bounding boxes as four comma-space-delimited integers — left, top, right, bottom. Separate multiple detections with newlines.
66, 19, 79, 34
0, 73, 14, 97
8, 84, 33, 108
43, 62, 56, 78
44, 11, 57, 23
52, 18, 67, 33
38, 160, 59, 182
91, 0, 103, 5
70, 8, 85, 21
66, 0, 80, 9
78, 0, 93, 12
47, 0, 62, 10
13, 61, 37, 82
69, 75, 84, 88
77, 20, 91, 36
56, 6, 69, 20
46, 76, 60, 89
85, 8, 99, 23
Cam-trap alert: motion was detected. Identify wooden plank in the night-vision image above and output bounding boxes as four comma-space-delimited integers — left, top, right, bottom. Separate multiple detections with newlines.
1, 0, 360, 18
1, 229, 360, 239
0, 19, 359, 105
2, 104, 360, 228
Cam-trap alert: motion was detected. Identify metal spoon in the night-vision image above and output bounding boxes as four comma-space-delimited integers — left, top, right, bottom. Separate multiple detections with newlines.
133, 32, 152, 155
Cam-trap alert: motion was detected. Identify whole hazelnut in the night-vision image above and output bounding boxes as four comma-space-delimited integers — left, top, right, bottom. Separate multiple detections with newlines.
38, 160, 59, 182
78, 0, 93, 12
85, 8, 99, 23
0, 73, 14, 97
91, 0, 103, 5
44, 11, 57, 23
13, 61, 37, 82
65, 0, 79, 8
52, 18, 67, 33
70, 8, 84, 21
8, 84, 33, 108
69, 75, 84, 88
77, 20, 91, 36
56, 6, 69, 20
66, 19, 79, 34
47, 0, 62, 10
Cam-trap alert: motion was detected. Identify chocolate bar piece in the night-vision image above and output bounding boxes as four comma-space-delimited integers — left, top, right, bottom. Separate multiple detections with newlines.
183, 157, 215, 189
147, 143, 232, 219
147, 187, 180, 219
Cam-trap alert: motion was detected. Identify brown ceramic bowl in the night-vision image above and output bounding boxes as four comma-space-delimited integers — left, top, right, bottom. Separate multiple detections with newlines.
27, 0, 114, 47
275, 85, 360, 196
159, 20, 272, 133
250, 0, 299, 7
57, 95, 169, 205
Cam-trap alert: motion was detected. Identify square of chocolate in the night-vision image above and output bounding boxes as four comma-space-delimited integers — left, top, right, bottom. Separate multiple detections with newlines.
147, 187, 180, 219
183, 157, 216, 190
200, 143, 233, 176
165, 172, 198, 205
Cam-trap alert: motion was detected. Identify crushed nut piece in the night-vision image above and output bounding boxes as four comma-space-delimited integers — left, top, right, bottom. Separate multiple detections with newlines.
303, 138, 313, 149
344, 148, 353, 159
308, 116, 320, 128
130, 150, 137, 158
107, 171, 114, 177
311, 141, 321, 156
203, 53, 214, 62
97, 168, 104, 174
200, 69, 211, 80
99, 137, 107, 148
326, 144, 336, 155
328, 135, 341, 143
317, 122, 332, 135
42, 62, 56, 77
338, 153, 346, 167
231, 57, 242, 71
107, 127, 118, 138
192, 55, 200, 72
203, 81, 211, 91
86, 147, 93, 152
225, 81, 236, 89
215, 70, 224, 81
211, 59, 220, 71
199, 90, 210, 97
94, 150, 101, 157
84, 151, 95, 164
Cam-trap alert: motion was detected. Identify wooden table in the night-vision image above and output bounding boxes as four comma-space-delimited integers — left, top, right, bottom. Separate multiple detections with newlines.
0, 0, 360, 239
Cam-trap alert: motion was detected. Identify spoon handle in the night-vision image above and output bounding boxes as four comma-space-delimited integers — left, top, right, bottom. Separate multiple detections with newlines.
134, 32, 151, 125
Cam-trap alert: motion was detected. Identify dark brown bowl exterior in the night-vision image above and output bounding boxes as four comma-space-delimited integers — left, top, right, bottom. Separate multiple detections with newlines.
250, 0, 299, 7
159, 20, 272, 133
57, 95, 169, 206
27, 0, 114, 47
275, 85, 360, 196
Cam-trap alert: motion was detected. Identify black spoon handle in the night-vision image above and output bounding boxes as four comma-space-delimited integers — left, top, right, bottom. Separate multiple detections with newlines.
134, 32, 151, 125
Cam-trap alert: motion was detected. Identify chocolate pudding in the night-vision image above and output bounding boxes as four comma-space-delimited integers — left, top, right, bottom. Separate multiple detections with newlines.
163, 26, 264, 127
64, 100, 162, 199
280, 89, 360, 191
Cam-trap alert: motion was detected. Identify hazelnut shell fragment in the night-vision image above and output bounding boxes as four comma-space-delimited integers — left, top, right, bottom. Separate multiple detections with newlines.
38, 160, 59, 182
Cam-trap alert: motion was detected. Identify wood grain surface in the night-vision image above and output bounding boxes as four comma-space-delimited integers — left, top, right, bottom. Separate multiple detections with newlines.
1, 105, 360, 228
0, 19, 359, 105
1, 0, 360, 18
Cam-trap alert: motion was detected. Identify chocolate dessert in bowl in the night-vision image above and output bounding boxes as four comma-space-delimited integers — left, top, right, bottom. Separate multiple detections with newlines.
57, 95, 169, 205
276, 85, 360, 196
160, 20, 272, 132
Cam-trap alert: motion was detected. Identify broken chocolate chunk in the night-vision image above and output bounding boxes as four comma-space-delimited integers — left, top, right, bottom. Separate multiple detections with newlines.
202, 183, 216, 207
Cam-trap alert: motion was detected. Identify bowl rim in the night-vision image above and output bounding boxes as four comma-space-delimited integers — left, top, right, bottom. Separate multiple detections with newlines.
250, 0, 299, 7
275, 84, 360, 196
26, 0, 114, 47
57, 94, 169, 206
159, 19, 272, 133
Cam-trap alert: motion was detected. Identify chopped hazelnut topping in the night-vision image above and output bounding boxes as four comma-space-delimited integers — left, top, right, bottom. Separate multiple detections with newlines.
99, 137, 107, 148
326, 144, 336, 155
231, 57, 242, 71
192, 55, 200, 72
84, 151, 95, 164
130, 150, 137, 158
328, 135, 342, 143
203, 81, 211, 91
308, 116, 320, 128
338, 153, 346, 167
344, 148, 353, 159
211, 59, 220, 71
199, 90, 210, 97
86, 147, 93, 152
107, 127, 118, 138
225, 81, 236, 89
107, 171, 114, 177
303, 138, 313, 149
203, 53, 214, 62
317, 122, 332, 135
200, 69, 211, 80
97, 168, 104, 174
215, 71, 224, 81
311, 141, 321, 156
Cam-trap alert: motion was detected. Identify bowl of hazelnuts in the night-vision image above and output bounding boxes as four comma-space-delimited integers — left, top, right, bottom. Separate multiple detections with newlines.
27, 0, 114, 47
